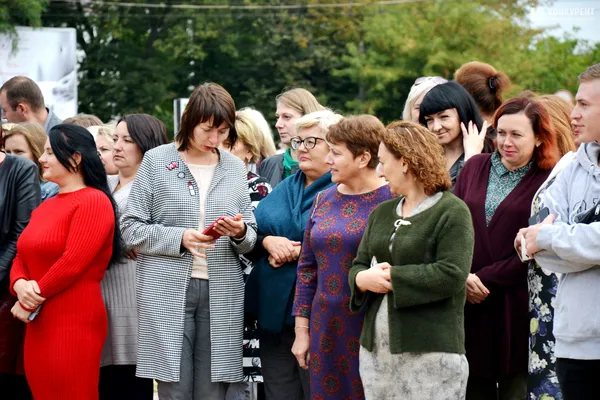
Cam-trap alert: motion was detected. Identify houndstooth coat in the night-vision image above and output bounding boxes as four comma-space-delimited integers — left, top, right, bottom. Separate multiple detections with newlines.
121, 143, 257, 383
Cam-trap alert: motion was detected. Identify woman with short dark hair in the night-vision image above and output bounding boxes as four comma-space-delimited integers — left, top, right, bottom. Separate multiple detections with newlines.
291, 115, 392, 399
419, 81, 495, 187
10, 123, 122, 400
121, 83, 257, 400
99, 114, 169, 400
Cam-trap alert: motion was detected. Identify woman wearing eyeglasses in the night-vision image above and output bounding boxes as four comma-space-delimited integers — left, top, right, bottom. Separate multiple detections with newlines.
258, 88, 324, 188
246, 110, 342, 400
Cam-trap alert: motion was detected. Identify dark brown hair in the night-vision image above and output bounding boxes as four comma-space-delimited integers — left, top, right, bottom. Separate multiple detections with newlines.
385, 121, 451, 195
117, 114, 169, 155
493, 97, 560, 170
326, 115, 385, 169
454, 62, 511, 117
63, 113, 103, 128
0, 76, 45, 112
176, 83, 236, 151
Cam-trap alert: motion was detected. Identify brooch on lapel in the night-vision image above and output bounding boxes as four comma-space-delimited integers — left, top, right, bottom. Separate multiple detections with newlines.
394, 219, 411, 228
166, 161, 179, 171
187, 182, 196, 196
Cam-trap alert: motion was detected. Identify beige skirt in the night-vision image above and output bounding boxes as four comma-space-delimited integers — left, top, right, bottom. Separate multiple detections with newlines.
359, 294, 469, 400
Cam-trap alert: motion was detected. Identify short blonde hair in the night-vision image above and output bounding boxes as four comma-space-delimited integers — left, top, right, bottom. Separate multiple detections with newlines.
385, 120, 451, 195
276, 88, 324, 116
63, 113, 103, 128
402, 77, 447, 121
579, 63, 600, 83
236, 107, 276, 160
5, 122, 47, 180
88, 124, 115, 143
234, 108, 277, 164
295, 109, 343, 137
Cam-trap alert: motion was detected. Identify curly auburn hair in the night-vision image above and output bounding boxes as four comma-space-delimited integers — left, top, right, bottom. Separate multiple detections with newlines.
493, 97, 560, 170
384, 121, 451, 195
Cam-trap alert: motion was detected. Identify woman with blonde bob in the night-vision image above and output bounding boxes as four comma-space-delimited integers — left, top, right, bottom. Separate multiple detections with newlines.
349, 121, 474, 399
247, 110, 341, 400
89, 125, 119, 175
236, 107, 277, 164
4, 123, 59, 200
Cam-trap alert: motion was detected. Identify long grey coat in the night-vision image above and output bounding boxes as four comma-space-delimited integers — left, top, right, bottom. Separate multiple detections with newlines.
121, 143, 257, 383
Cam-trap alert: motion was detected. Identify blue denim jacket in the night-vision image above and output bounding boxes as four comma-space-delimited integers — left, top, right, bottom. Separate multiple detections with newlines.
40, 180, 59, 201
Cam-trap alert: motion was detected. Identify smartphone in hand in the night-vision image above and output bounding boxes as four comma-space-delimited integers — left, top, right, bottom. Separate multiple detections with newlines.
28, 304, 42, 321
202, 216, 227, 240
529, 207, 550, 226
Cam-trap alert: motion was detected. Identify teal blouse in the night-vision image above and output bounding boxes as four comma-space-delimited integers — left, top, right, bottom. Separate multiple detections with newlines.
485, 152, 533, 225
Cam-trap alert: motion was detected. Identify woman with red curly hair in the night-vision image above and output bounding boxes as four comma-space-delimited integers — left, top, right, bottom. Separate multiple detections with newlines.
349, 121, 475, 399
453, 96, 560, 400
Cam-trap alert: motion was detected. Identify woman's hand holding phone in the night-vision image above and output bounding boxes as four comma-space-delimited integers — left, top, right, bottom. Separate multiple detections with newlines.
182, 229, 216, 258
11, 301, 32, 323
214, 214, 246, 239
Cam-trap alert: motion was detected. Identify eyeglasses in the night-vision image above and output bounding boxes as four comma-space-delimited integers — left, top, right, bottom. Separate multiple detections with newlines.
413, 76, 447, 87
290, 136, 325, 150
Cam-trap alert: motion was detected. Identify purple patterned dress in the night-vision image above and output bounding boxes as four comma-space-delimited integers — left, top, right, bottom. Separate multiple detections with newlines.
292, 184, 393, 400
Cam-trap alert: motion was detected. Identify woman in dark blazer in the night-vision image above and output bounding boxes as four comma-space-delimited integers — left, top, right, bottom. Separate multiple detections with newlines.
453, 97, 560, 400
0, 148, 40, 399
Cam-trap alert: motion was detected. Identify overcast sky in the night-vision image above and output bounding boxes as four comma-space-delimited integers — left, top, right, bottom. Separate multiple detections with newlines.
528, 0, 599, 42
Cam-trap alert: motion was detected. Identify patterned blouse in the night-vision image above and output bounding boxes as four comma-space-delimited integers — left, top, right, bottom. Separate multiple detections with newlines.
484, 152, 533, 225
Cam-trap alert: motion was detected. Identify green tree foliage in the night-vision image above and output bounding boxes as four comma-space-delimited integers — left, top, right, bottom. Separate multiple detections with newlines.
10, 0, 593, 133
0, 0, 47, 49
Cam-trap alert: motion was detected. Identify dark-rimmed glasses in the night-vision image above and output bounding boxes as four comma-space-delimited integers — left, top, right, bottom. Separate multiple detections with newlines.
290, 136, 325, 150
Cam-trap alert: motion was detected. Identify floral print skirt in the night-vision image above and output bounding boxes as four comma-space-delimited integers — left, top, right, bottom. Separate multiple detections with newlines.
527, 262, 562, 400
359, 295, 469, 400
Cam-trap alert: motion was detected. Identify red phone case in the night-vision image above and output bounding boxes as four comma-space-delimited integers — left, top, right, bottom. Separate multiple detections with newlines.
202, 216, 226, 239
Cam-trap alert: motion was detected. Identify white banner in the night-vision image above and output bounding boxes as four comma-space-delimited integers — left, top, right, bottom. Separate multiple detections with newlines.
0, 26, 77, 120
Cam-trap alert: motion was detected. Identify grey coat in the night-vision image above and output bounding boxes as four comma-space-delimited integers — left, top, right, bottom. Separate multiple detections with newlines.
121, 143, 257, 383
257, 152, 298, 188
101, 176, 137, 367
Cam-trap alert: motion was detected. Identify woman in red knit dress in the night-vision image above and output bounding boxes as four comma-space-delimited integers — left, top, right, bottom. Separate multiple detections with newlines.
9, 124, 123, 400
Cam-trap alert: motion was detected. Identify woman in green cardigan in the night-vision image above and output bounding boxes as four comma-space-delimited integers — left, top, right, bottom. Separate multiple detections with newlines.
349, 121, 475, 399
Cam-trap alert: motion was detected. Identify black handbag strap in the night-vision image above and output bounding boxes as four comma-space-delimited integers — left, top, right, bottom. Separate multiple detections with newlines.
579, 201, 600, 224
